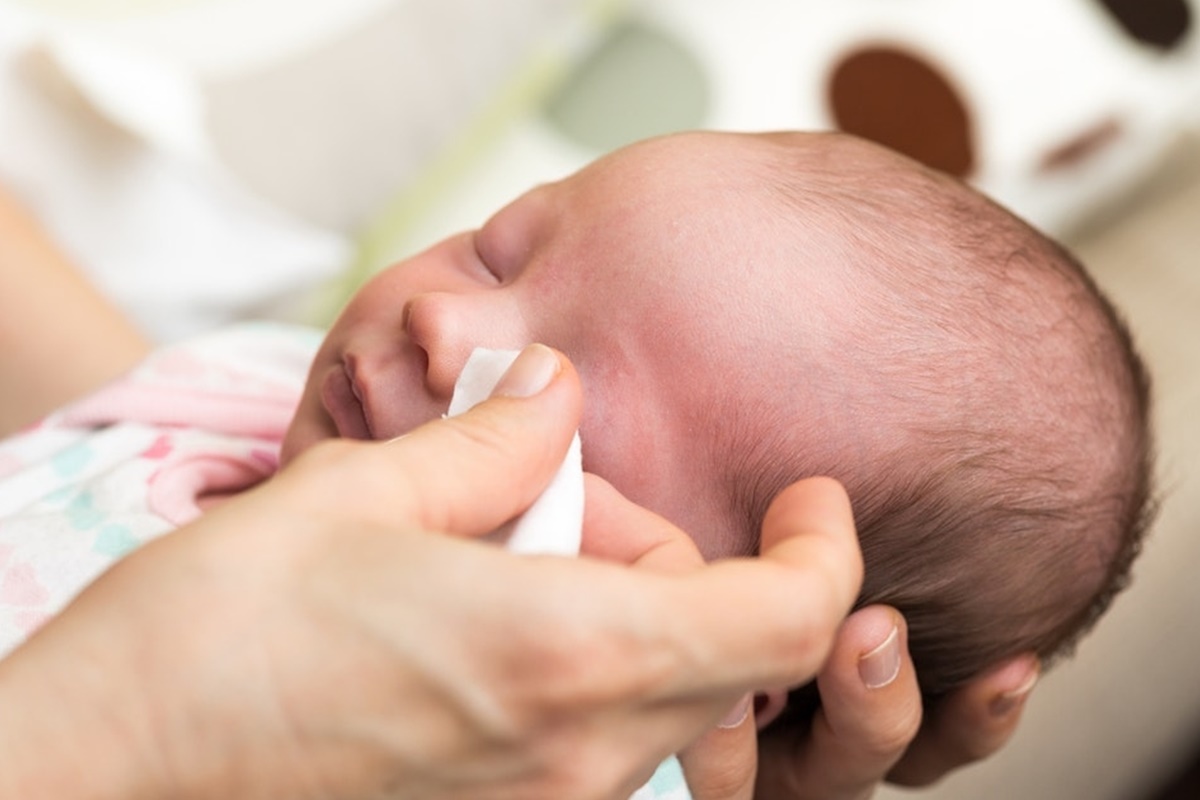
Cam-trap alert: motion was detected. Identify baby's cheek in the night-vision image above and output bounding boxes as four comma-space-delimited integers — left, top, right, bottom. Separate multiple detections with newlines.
577, 386, 665, 504
579, 398, 740, 559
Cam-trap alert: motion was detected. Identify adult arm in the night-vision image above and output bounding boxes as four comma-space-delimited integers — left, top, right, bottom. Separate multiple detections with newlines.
0, 345, 864, 800
0, 184, 149, 435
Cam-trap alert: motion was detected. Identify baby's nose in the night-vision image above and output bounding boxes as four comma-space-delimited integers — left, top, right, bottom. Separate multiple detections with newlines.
405, 291, 527, 400
404, 292, 473, 399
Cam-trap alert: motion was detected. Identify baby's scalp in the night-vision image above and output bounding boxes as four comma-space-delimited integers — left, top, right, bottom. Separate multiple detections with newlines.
730, 132, 1154, 694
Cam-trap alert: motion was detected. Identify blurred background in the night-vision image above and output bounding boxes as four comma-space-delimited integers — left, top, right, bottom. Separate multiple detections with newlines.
0, 1, 1197, 797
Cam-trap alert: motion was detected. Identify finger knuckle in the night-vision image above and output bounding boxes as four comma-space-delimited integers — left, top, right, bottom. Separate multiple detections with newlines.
443, 413, 521, 459
534, 740, 634, 800
289, 437, 362, 475
484, 615, 640, 737
860, 699, 924, 760
691, 757, 755, 799
776, 590, 842, 677
524, 627, 644, 712
290, 438, 405, 498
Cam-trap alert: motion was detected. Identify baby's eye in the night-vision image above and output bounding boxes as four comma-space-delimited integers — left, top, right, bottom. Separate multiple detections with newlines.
471, 232, 504, 284
475, 188, 544, 281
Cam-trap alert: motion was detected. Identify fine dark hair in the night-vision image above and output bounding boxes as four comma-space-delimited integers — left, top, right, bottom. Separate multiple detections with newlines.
738, 133, 1155, 719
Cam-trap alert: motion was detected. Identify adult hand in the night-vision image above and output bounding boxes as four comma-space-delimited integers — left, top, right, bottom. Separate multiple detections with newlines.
663, 605, 1037, 800
582, 450, 1038, 800
0, 344, 865, 800
754, 609, 1039, 800
584, 471, 869, 800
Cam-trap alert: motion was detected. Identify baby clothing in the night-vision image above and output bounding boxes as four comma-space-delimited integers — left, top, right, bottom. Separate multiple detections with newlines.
0, 323, 692, 800
0, 322, 318, 653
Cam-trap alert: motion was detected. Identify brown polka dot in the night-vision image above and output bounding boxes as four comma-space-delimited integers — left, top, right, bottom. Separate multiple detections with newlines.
1039, 117, 1123, 173
827, 46, 975, 179
1095, 0, 1192, 50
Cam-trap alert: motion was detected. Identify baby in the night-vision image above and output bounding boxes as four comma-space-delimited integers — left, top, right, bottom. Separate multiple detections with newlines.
0, 131, 1153, 736
285, 130, 1154, 705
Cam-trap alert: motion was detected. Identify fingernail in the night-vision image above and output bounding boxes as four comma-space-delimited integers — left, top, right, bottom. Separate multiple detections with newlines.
990, 667, 1039, 717
490, 344, 560, 399
717, 694, 752, 729
858, 624, 901, 689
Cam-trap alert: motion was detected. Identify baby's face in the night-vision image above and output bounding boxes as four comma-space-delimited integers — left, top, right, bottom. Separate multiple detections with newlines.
283, 133, 834, 558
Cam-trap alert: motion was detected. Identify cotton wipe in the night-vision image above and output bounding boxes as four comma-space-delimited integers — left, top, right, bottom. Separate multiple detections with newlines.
447, 348, 583, 556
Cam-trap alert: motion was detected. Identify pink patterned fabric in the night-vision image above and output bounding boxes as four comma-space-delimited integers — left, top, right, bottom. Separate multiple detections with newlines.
0, 323, 319, 654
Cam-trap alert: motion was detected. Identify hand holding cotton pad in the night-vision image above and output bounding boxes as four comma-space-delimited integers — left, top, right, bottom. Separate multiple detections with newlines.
447, 347, 584, 556
447, 347, 693, 799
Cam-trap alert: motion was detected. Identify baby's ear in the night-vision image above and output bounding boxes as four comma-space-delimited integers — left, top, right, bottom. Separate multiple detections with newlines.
755, 689, 789, 730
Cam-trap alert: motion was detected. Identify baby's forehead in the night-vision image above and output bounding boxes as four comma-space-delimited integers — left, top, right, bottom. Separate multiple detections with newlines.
575, 138, 814, 246
581, 133, 910, 253
534, 131, 897, 338
578, 133, 781, 193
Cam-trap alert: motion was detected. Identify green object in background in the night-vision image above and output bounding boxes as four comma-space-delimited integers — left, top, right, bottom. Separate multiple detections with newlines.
543, 19, 709, 153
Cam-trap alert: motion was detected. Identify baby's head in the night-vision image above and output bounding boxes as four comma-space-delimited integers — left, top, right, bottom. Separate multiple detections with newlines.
284, 131, 1153, 699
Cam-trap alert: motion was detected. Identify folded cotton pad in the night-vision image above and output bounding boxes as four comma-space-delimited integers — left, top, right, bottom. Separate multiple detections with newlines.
447, 348, 584, 556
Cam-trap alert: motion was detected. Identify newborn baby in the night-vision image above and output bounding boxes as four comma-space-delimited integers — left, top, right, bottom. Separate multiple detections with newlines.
284, 130, 1153, 717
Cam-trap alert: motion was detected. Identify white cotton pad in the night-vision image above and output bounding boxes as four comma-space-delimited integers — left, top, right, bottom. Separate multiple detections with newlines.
448, 348, 583, 556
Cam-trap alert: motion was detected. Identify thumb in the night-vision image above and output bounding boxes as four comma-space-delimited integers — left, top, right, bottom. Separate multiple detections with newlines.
285, 344, 583, 538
